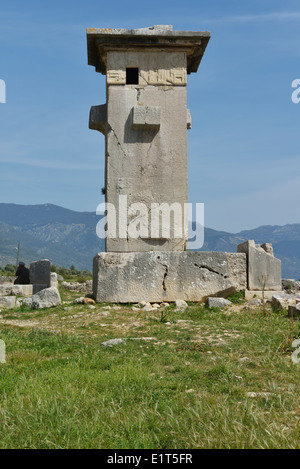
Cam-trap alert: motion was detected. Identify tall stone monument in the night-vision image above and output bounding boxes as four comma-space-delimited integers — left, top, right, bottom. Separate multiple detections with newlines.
87, 25, 248, 302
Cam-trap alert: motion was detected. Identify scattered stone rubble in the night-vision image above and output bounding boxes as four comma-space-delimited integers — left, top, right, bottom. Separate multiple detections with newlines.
282, 279, 300, 291
272, 293, 300, 310
61, 280, 92, 294
0, 259, 59, 309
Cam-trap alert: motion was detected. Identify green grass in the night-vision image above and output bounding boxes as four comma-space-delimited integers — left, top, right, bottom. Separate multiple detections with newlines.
0, 298, 299, 449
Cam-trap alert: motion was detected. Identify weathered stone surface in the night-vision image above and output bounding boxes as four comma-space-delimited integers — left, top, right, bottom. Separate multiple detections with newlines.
93, 251, 246, 303
50, 273, 58, 289
245, 290, 282, 301
206, 298, 232, 309
106, 51, 187, 86
288, 304, 300, 318
0, 296, 16, 309
238, 240, 281, 291
271, 293, 300, 310
89, 104, 107, 135
282, 279, 300, 291
30, 260, 51, 286
104, 82, 189, 252
246, 299, 263, 307
0, 285, 12, 296
175, 299, 188, 311
11, 285, 33, 297
61, 281, 92, 293
101, 339, 125, 347
132, 105, 161, 129
260, 243, 274, 256
23, 287, 61, 309
87, 26, 210, 75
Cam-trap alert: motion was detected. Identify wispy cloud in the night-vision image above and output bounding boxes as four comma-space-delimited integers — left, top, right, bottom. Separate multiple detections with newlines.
0, 142, 103, 171
206, 11, 300, 24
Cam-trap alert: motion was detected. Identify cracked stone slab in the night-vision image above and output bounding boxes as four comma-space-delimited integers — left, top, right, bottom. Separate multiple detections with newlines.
93, 251, 246, 303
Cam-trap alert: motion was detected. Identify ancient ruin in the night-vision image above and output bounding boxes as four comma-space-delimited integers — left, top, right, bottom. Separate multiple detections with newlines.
87, 25, 282, 303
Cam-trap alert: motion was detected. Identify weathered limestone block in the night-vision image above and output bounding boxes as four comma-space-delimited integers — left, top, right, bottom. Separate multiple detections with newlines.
89, 104, 107, 135
175, 299, 188, 311
206, 298, 232, 309
11, 285, 33, 297
0, 285, 12, 296
237, 240, 281, 291
272, 293, 300, 310
93, 251, 246, 303
23, 287, 61, 309
245, 290, 283, 301
0, 296, 16, 309
30, 260, 51, 287
132, 105, 161, 129
288, 304, 300, 318
106, 50, 187, 86
50, 272, 58, 289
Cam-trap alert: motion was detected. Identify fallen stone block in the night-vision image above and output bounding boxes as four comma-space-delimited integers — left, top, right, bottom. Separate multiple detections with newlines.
0, 296, 16, 309
23, 287, 61, 309
206, 297, 232, 309
288, 304, 300, 318
93, 251, 246, 303
271, 293, 300, 310
175, 299, 188, 311
11, 285, 33, 297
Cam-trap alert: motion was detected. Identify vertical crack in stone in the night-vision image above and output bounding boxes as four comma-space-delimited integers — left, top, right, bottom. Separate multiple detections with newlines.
108, 125, 128, 159
162, 264, 168, 291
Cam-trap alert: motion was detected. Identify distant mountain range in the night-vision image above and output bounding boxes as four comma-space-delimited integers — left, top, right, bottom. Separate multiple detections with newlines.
0, 203, 299, 278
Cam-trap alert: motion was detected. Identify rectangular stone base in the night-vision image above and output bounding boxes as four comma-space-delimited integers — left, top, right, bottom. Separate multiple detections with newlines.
245, 290, 283, 301
93, 251, 247, 303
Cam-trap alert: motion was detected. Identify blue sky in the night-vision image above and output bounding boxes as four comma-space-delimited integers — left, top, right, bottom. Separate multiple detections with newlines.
0, 0, 299, 232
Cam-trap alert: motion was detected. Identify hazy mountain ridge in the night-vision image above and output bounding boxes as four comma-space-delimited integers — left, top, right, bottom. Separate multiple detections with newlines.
0, 203, 299, 278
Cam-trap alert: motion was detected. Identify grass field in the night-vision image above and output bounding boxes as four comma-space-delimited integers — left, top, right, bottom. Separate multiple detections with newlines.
0, 288, 299, 449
